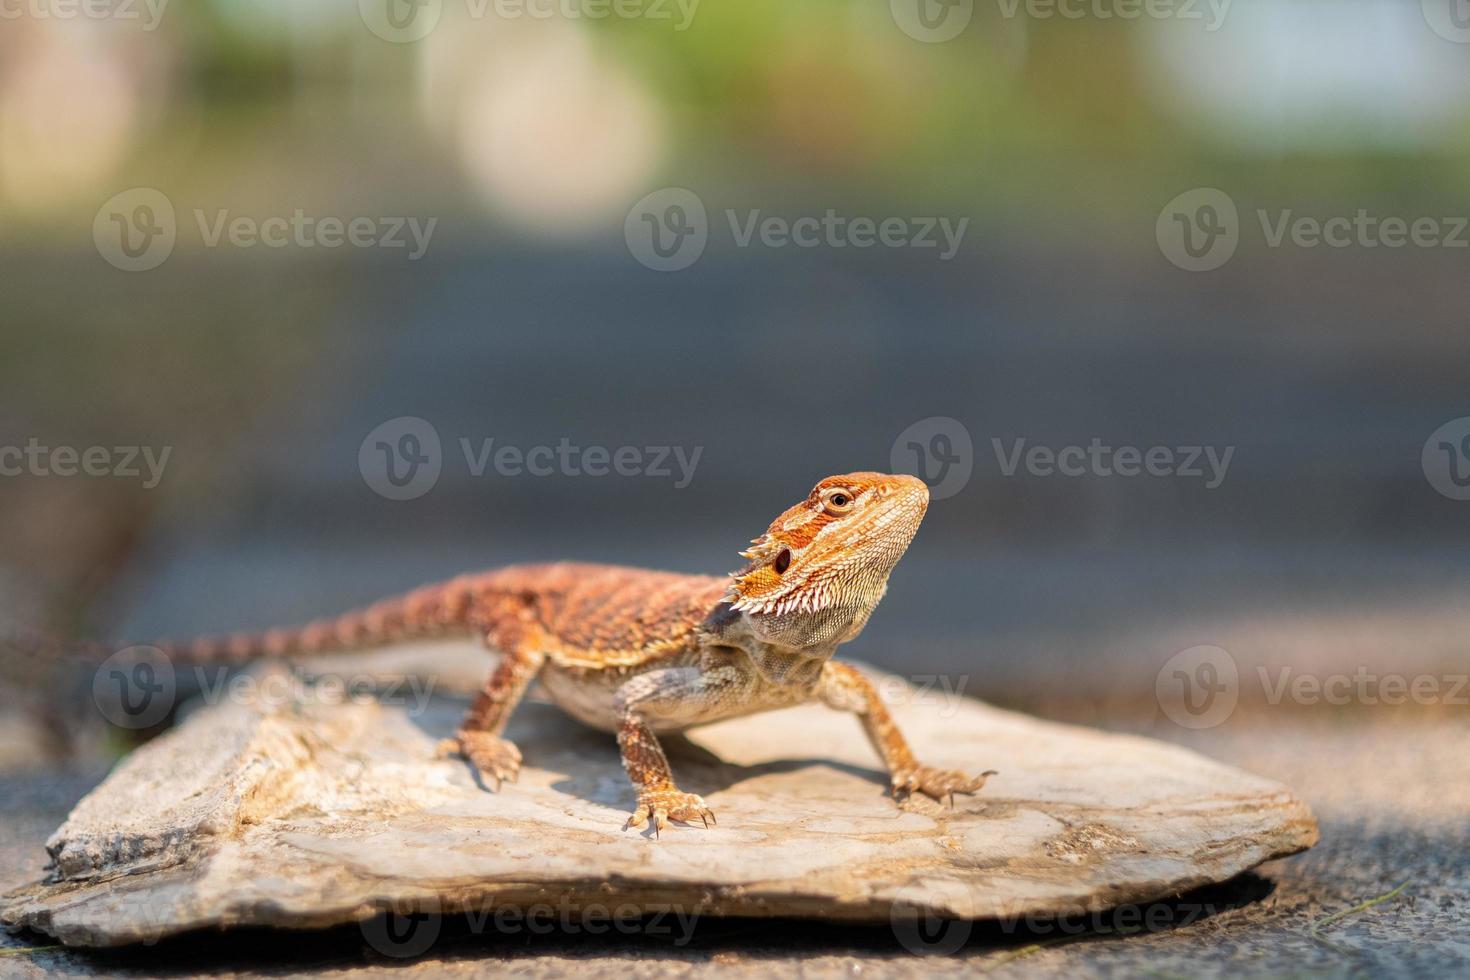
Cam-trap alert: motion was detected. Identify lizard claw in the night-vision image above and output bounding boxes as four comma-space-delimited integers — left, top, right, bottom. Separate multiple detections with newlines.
439, 731, 522, 790
891, 766, 996, 804
624, 789, 716, 835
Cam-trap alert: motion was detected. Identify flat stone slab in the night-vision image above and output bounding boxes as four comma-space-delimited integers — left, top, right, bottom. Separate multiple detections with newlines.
0, 662, 1317, 947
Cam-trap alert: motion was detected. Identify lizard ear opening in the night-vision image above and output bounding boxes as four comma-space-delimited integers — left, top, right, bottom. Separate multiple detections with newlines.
774, 548, 792, 574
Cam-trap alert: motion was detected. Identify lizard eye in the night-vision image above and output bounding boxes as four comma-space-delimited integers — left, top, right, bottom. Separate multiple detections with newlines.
822, 491, 854, 515
774, 548, 792, 574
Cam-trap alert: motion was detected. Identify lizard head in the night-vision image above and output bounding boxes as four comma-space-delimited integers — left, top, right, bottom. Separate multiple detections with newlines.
724, 472, 928, 645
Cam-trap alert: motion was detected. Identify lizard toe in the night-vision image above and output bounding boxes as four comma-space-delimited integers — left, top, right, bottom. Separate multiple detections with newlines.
902, 765, 996, 803
666, 798, 715, 827
444, 731, 523, 791
627, 789, 712, 834
890, 770, 921, 796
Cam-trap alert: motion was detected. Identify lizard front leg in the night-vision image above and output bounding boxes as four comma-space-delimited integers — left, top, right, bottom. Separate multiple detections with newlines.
616, 663, 744, 834
438, 644, 545, 789
816, 660, 995, 805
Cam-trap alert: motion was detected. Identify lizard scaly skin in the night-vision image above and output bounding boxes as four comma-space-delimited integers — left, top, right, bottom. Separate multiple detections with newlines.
37, 472, 996, 833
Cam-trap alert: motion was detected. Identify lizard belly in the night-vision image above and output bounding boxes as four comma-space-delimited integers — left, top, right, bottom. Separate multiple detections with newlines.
539, 662, 736, 734
537, 654, 819, 735
537, 663, 629, 733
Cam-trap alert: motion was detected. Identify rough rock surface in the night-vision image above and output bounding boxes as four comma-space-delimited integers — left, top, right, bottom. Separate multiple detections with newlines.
0, 662, 1317, 948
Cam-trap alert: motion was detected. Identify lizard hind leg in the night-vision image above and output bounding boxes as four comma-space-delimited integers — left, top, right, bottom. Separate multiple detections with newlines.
438, 644, 546, 791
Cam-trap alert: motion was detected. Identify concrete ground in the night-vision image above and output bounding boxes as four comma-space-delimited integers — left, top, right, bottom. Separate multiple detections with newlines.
3, 712, 1465, 979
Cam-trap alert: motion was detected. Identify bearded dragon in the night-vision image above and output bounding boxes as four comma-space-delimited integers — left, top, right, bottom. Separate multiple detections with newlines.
43, 472, 995, 833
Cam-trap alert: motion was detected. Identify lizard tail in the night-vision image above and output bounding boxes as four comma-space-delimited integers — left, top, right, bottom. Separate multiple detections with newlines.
4, 576, 483, 667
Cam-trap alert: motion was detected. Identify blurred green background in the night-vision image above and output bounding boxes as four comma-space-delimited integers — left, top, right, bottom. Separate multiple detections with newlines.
2, 0, 1469, 758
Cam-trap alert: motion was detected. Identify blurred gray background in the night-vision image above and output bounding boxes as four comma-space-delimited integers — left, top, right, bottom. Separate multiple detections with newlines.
2, 0, 1468, 721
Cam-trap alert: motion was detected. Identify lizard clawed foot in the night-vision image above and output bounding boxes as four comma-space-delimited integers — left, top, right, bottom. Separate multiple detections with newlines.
437, 731, 522, 790
624, 788, 716, 835
892, 766, 997, 806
